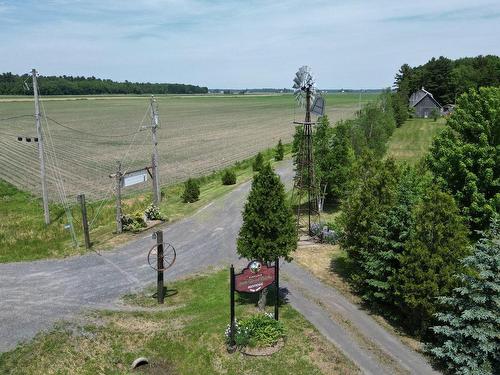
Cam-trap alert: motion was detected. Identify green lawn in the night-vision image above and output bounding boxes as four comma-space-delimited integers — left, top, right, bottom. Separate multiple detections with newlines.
0, 270, 359, 375
386, 118, 446, 164
0, 147, 287, 263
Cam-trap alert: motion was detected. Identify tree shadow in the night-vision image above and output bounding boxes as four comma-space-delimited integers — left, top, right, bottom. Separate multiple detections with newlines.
236, 284, 289, 308
151, 287, 178, 299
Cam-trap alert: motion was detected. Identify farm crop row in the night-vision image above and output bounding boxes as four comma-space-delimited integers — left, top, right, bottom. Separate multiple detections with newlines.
0, 93, 375, 201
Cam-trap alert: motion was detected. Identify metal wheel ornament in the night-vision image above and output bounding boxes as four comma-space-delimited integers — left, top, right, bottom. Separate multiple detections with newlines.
147, 242, 176, 271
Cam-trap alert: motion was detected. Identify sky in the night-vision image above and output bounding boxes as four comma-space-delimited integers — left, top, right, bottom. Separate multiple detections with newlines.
0, 0, 499, 89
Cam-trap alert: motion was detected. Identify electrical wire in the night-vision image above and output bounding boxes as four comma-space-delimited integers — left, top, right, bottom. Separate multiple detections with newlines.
44, 116, 141, 139
0, 114, 33, 122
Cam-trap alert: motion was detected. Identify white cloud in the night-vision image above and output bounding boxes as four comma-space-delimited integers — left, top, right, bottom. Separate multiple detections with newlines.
0, 0, 499, 88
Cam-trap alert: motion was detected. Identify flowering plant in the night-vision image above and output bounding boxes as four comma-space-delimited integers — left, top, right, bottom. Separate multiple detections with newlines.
144, 204, 164, 221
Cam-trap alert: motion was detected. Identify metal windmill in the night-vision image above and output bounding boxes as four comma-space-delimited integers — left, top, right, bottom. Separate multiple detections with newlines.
291, 66, 324, 236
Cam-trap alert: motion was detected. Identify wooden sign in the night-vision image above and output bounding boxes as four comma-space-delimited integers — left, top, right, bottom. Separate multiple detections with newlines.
235, 261, 275, 293
228, 259, 280, 349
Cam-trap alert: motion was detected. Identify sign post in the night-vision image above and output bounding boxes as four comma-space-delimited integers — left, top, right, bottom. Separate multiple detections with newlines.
228, 260, 280, 351
274, 258, 279, 321
156, 230, 164, 304
230, 264, 236, 348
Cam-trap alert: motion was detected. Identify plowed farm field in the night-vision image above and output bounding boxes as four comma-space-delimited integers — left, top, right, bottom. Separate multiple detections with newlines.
0, 93, 375, 201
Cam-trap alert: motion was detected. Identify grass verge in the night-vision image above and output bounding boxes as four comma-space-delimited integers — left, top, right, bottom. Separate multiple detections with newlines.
386, 118, 445, 164
0, 270, 360, 375
0, 146, 290, 263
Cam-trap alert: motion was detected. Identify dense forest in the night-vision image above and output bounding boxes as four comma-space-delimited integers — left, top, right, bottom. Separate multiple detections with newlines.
393, 55, 500, 104
0, 73, 208, 95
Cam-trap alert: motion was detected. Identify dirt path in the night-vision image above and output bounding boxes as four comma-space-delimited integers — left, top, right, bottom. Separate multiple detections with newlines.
0, 160, 438, 374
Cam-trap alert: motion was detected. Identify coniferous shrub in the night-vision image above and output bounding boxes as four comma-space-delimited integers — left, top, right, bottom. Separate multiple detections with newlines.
182, 178, 200, 203
221, 169, 237, 185
428, 217, 500, 374
274, 139, 284, 161
252, 152, 264, 172
393, 187, 470, 335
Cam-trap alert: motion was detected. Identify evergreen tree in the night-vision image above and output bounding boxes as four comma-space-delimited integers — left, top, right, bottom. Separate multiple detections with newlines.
252, 152, 264, 172
182, 178, 200, 203
393, 187, 470, 335
428, 217, 500, 375
427, 87, 500, 233
237, 163, 297, 262
313, 116, 334, 203
274, 139, 284, 161
237, 163, 297, 309
326, 121, 355, 203
221, 169, 237, 185
340, 155, 401, 291
363, 165, 426, 306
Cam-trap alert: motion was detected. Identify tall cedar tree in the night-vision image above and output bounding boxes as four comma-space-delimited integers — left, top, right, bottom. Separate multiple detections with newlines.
363, 165, 427, 306
393, 187, 470, 336
340, 155, 400, 295
326, 121, 355, 203
274, 139, 284, 161
313, 116, 334, 202
429, 217, 500, 374
427, 87, 500, 234
237, 163, 297, 263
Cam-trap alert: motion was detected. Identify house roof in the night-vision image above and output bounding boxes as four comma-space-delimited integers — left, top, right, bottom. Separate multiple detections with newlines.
410, 87, 442, 108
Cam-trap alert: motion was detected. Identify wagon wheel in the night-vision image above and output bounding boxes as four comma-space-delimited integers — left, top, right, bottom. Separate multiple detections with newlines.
148, 243, 176, 271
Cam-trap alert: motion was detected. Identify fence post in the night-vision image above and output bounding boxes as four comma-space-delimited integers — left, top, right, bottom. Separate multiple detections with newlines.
77, 193, 91, 249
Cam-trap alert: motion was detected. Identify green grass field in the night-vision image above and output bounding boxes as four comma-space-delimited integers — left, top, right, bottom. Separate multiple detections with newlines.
386, 118, 446, 164
0, 270, 359, 375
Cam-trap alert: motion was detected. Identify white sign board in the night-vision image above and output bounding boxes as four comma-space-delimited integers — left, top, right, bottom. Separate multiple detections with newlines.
122, 170, 148, 188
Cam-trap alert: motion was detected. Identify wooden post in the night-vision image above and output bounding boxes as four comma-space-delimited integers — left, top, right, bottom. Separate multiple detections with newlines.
77, 193, 91, 249
230, 264, 236, 347
32, 69, 50, 225
274, 258, 279, 321
156, 230, 164, 304
115, 162, 123, 234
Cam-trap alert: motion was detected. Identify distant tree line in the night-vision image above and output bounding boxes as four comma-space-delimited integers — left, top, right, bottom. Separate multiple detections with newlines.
310, 87, 499, 374
0, 72, 208, 95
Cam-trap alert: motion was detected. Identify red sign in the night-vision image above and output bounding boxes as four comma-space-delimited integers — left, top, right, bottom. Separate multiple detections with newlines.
235, 261, 275, 293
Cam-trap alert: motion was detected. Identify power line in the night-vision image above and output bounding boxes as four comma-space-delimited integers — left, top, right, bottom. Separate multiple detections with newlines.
0, 114, 33, 122
44, 116, 141, 139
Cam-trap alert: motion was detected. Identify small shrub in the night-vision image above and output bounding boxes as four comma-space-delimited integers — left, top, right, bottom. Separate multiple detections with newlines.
182, 178, 200, 203
144, 204, 164, 221
225, 313, 285, 348
121, 213, 147, 232
310, 221, 340, 244
274, 139, 284, 161
252, 152, 264, 172
221, 169, 237, 185
430, 108, 440, 121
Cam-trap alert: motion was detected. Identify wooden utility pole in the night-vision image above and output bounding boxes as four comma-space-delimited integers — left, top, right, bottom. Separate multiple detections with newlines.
32, 69, 50, 225
115, 162, 123, 233
77, 193, 91, 249
149, 96, 161, 206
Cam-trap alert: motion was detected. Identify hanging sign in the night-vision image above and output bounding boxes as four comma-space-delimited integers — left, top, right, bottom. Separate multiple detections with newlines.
235, 260, 275, 293
121, 169, 148, 188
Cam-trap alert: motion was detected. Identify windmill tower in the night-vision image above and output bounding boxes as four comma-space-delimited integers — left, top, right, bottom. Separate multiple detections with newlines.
290, 66, 324, 236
